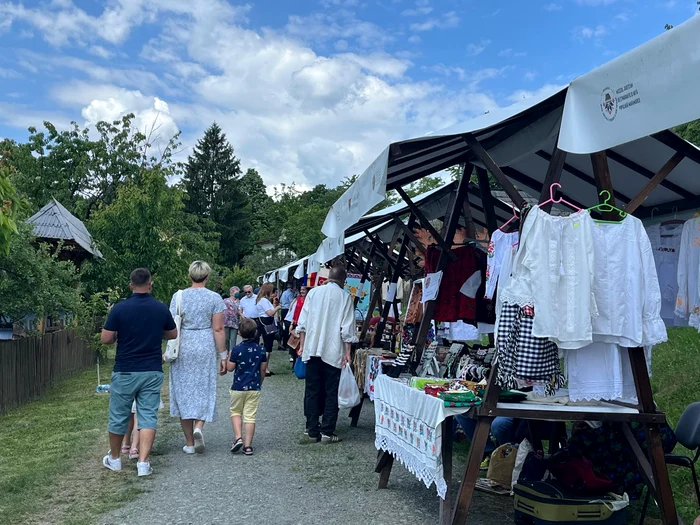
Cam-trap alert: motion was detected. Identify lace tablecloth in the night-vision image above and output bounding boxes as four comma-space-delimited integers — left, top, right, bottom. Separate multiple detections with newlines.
374, 375, 470, 499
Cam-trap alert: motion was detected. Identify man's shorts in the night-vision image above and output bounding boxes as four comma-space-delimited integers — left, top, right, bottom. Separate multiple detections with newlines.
109, 371, 164, 434
229, 390, 261, 423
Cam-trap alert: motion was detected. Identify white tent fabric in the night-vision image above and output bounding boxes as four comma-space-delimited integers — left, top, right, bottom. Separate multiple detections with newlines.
294, 259, 305, 279
307, 254, 321, 275
559, 16, 700, 154
321, 146, 389, 238
315, 235, 346, 265
268, 271, 277, 283
278, 267, 289, 282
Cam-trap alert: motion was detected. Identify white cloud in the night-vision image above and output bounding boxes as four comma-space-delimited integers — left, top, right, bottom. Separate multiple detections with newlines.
616, 12, 630, 21
410, 11, 460, 31
0, 67, 21, 79
88, 45, 113, 59
466, 39, 491, 56
402, 4, 433, 16
0, 1, 511, 190
498, 48, 527, 57
408, 35, 422, 44
572, 24, 607, 41
543, 3, 563, 11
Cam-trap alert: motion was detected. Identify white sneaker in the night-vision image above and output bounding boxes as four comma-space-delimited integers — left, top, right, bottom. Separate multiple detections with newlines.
182, 445, 196, 454
289, 357, 294, 363
103, 453, 122, 471
137, 461, 153, 477
193, 428, 205, 453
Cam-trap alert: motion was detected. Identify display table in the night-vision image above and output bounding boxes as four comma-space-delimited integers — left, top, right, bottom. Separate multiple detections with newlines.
374, 374, 473, 511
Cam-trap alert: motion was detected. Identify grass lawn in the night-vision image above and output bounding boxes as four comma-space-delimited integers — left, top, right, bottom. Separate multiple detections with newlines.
0, 358, 175, 525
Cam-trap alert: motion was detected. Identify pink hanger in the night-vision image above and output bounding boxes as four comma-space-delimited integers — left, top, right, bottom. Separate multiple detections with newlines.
538, 182, 582, 211
498, 204, 519, 232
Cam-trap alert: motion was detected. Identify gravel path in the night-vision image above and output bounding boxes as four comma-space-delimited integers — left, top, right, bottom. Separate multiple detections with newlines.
99, 352, 511, 525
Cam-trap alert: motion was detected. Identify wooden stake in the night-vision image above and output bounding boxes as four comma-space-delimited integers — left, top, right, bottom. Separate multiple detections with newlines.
625, 152, 684, 214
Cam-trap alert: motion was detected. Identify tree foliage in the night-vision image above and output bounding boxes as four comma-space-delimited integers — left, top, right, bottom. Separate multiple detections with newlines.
0, 222, 81, 321
1, 115, 182, 221
0, 164, 25, 254
181, 123, 251, 266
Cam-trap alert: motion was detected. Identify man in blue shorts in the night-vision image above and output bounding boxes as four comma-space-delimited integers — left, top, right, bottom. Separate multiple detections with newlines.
101, 268, 177, 477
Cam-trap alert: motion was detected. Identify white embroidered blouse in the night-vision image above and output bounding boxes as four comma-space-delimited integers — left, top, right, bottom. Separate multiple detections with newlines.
500, 206, 597, 350
675, 218, 700, 329
485, 230, 519, 300
590, 215, 667, 348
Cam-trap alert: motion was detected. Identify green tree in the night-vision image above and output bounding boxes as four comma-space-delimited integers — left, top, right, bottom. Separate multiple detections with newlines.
239, 168, 277, 245
0, 164, 25, 254
0, 221, 81, 322
82, 169, 218, 303
222, 265, 258, 292
242, 247, 296, 279
1, 115, 183, 220
181, 123, 251, 266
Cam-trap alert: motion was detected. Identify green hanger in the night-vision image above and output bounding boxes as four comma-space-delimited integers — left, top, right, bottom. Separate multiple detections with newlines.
587, 190, 627, 224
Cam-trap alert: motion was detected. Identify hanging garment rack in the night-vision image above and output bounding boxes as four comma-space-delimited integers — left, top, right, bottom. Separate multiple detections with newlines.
373, 139, 681, 525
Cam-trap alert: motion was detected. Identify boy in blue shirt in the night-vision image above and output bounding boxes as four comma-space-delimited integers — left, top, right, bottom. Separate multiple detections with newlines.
227, 317, 267, 455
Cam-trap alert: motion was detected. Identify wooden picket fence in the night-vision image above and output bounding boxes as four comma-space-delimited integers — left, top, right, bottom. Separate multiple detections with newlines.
0, 330, 94, 414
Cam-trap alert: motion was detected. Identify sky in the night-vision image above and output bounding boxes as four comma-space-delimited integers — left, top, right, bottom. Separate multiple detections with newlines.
0, 0, 697, 190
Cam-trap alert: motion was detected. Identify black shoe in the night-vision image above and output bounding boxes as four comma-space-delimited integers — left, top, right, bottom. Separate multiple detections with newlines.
231, 438, 243, 453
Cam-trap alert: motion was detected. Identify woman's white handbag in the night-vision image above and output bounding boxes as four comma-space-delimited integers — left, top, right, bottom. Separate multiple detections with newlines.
163, 290, 183, 362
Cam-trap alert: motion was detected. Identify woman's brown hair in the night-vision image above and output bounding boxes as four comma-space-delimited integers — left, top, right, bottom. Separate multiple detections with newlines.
256, 282, 273, 304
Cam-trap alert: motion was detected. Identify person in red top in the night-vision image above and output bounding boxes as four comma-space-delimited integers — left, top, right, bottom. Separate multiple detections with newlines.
286, 286, 307, 362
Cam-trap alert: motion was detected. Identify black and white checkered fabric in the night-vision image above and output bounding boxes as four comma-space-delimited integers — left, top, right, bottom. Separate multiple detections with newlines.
496, 302, 564, 396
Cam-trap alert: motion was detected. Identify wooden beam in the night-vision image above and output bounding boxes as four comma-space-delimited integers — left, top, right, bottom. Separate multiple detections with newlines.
538, 147, 567, 212
625, 152, 685, 214
653, 129, 700, 168
590, 151, 618, 221
464, 132, 526, 209
537, 150, 632, 204
411, 170, 472, 367
501, 166, 587, 211
363, 231, 398, 273
396, 187, 457, 261
392, 215, 424, 254
474, 166, 497, 233
462, 195, 476, 238
374, 217, 415, 345
606, 148, 694, 200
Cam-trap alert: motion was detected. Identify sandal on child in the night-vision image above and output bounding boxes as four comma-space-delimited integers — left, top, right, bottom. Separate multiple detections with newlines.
231, 438, 243, 454
243, 446, 253, 456
120, 445, 130, 455
129, 448, 139, 460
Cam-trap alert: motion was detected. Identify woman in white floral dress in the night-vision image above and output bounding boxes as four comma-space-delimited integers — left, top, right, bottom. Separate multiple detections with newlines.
169, 261, 226, 454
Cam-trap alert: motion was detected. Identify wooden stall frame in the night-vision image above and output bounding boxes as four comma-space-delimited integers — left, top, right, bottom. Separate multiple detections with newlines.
374, 138, 682, 525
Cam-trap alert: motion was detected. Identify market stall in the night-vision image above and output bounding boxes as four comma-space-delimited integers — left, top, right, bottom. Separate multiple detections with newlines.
318, 16, 700, 525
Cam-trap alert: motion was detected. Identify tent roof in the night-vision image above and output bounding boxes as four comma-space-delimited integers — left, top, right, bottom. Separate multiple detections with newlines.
28, 199, 103, 258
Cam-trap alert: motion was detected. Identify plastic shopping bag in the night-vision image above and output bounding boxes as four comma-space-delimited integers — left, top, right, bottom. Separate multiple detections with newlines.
338, 364, 361, 409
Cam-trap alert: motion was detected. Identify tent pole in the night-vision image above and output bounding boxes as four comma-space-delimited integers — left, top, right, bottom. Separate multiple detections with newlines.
354, 245, 375, 309
590, 151, 619, 221
538, 146, 567, 212
396, 187, 457, 261
411, 170, 472, 367
475, 166, 497, 233
625, 152, 685, 214
374, 217, 415, 345
463, 133, 526, 210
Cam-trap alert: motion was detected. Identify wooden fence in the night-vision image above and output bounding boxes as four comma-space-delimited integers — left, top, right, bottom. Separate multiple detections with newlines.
0, 330, 94, 414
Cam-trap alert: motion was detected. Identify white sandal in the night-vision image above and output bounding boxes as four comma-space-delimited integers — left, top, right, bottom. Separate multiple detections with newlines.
193, 427, 205, 453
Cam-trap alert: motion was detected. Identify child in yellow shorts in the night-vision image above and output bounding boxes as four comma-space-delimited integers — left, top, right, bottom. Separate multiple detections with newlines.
226, 318, 268, 455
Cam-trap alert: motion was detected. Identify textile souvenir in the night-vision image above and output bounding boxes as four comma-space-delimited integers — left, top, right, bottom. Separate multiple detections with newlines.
404, 281, 424, 324
496, 302, 564, 396
646, 222, 684, 326
500, 206, 597, 350
675, 217, 700, 325
424, 245, 478, 323
485, 230, 519, 300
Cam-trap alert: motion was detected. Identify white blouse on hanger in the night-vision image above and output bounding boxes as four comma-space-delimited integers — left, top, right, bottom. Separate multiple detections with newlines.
675, 217, 700, 329
590, 215, 666, 348
646, 222, 685, 327
485, 230, 519, 300
500, 206, 597, 350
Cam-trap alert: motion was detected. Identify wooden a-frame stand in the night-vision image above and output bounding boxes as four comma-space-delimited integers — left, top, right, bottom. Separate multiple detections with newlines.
375, 134, 683, 525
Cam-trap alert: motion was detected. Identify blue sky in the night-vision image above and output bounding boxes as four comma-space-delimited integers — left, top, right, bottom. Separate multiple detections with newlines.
0, 0, 697, 189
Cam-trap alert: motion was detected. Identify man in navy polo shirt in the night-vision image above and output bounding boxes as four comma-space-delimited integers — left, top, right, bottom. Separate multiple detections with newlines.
101, 268, 177, 477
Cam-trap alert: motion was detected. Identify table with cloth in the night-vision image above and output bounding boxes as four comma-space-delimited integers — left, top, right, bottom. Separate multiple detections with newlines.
373, 374, 473, 503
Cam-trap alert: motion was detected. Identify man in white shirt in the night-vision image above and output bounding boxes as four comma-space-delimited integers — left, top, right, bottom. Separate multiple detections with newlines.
297, 266, 358, 444
239, 284, 260, 342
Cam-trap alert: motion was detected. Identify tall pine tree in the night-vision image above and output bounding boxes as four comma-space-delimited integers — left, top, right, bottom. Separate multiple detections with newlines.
182, 123, 251, 266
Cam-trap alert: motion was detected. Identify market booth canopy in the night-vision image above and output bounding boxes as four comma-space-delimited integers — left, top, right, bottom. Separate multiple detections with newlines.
559, 15, 700, 155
